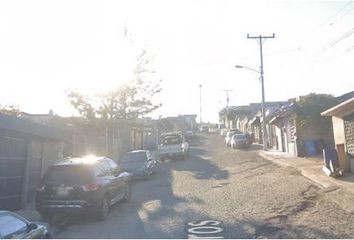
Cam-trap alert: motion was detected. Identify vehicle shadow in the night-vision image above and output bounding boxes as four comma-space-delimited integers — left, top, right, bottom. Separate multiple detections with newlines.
231, 144, 263, 152
171, 153, 229, 181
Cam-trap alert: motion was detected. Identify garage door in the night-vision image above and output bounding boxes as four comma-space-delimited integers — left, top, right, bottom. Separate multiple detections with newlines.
0, 136, 26, 210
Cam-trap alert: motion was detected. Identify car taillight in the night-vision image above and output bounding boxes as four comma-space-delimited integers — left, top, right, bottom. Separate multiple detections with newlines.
81, 183, 100, 191
36, 184, 45, 191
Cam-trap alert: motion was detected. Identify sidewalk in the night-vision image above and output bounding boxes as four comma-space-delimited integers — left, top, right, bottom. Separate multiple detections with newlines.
14, 201, 42, 222
258, 149, 354, 213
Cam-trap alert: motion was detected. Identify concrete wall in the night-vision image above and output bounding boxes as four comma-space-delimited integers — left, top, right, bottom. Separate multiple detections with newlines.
332, 117, 345, 146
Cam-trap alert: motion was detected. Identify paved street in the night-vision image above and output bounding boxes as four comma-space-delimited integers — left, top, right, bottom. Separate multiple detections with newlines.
56, 133, 354, 239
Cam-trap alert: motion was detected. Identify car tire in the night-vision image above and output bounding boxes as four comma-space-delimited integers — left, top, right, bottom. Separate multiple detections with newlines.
122, 185, 131, 201
43, 233, 52, 239
96, 196, 110, 221
50, 213, 70, 230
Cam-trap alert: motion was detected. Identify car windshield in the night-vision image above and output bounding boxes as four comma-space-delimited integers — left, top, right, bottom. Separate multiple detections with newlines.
121, 152, 146, 163
234, 134, 247, 140
0, 214, 27, 238
162, 135, 183, 145
44, 165, 93, 185
227, 132, 236, 137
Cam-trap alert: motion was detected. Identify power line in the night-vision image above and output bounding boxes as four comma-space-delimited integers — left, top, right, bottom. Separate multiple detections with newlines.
318, 1, 353, 27
318, 28, 354, 55
329, 4, 354, 26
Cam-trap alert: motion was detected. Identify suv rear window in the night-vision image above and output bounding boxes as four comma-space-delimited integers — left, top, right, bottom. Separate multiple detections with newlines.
234, 134, 247, 140
44, 165, 94, 185
162, 135, 183, 145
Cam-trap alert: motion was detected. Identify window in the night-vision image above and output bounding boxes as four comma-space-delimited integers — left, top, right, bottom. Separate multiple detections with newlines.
0, 214, 28, 238
44, 165, 94, 185
162, 135, 183, 145
146, 151, 152, 160
122, 152, 147, 162
94, 161, 110, 176
106, 158, 118, 169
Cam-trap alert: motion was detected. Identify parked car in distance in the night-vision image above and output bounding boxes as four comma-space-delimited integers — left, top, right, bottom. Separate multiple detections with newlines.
0, 210, 51, 239
200, 125, 209, 132
220, 129, 228, 137
119, 150, 157, 179
159, 132, 189, 160
225, 130, 237, 146
35, 155, 131, 222
245, 132, 254, 144
231, 134, 251, 149
185, 130, 194, 140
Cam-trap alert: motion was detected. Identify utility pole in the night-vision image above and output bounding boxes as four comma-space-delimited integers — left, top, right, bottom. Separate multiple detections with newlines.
199, 84, 202, 124
247, 33, 275, 151
222, 89, 233, 108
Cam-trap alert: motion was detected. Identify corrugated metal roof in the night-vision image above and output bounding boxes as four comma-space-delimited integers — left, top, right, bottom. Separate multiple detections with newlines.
0, 113, 72, 141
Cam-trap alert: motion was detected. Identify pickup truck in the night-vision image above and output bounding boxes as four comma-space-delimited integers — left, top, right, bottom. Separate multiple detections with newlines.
158, 132, 189, 160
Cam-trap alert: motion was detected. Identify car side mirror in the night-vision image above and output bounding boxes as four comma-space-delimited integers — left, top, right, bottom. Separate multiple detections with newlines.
28, 223, 38, 231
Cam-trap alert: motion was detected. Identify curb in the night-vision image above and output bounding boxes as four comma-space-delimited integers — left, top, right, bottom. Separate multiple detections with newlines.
257, 151, 335, 188
257, 151, 354, 214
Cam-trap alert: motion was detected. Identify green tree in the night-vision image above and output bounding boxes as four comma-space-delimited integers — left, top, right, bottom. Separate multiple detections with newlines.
295, 93, 338, 128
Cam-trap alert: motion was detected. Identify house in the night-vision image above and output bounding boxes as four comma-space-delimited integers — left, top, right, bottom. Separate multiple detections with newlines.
269, 94, 337, 157
240, 102, 287, 144
321, 97, 354, 172
18, 110, 55, 125
0, 113, 72, 210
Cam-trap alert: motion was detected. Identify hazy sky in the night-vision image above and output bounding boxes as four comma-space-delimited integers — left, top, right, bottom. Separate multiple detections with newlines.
0, 0, 353, 122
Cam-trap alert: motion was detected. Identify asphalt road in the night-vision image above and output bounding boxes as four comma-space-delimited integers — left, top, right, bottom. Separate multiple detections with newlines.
56, 133, 354, 238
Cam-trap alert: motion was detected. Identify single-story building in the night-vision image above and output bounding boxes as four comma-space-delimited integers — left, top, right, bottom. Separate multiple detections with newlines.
321, 97, 354, 172
0, 113, 72, 210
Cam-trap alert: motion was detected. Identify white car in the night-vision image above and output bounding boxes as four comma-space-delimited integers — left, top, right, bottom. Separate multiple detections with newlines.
225, 131, 237, 146
159, 133, 189, 160
230, 134, 251, 149
220, 129, 228, 137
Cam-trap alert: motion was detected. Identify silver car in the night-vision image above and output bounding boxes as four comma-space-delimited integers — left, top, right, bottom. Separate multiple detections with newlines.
230, 134, 251, 149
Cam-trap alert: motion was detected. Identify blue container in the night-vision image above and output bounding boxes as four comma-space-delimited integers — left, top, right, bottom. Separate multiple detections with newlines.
304, 140, 317, 156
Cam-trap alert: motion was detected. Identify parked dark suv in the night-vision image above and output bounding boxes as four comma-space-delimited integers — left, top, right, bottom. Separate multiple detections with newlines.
35, 155, 131, 221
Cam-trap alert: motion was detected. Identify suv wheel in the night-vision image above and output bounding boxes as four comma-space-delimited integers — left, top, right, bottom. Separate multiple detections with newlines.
50, 213, 70, 230
96, 196, 110, 220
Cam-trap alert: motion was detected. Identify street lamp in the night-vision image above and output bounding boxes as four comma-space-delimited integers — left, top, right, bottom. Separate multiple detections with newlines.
235, 64, 267, 151
235, 65, 260, 74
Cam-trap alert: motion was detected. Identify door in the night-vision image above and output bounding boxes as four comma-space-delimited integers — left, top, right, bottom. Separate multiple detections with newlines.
336, 144, 349, 171
0, 136, 26, 210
